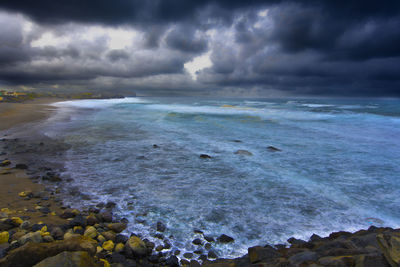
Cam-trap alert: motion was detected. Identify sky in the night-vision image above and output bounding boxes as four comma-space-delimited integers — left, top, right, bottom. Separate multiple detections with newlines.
0, 0, 399, 97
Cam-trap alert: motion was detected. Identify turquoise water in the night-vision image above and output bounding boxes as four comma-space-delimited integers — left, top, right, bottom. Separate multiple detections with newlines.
46, 97, 400, 257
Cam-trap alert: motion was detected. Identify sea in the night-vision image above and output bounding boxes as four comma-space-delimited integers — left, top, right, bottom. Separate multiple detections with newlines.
39, 97, 400, 258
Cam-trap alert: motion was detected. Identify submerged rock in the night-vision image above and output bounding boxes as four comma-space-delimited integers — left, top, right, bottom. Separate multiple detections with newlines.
217, 234, 234, 243
156, 221, 166, 232
200, 154, 212, 159
267, 146, 282, 152
234, 150, 253, 156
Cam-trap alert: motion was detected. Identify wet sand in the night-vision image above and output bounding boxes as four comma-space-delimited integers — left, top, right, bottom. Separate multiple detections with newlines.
0, 98, 66, 225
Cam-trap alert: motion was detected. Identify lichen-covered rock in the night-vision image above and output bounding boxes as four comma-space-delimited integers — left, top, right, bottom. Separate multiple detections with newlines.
115, 243, 124, 253
84, 226, 97, 239
377, 233, 400, 267
0, 236, 97, 267
19, 231, 43, 245
107, 223, 126, 233
248, 245, 280, 264
126, 236, 147, 257
33, 251, 98, 267
102, 231, 116, 242
0, 232, 9, 244
10, 217, 23, 227
102, 240, 114, 251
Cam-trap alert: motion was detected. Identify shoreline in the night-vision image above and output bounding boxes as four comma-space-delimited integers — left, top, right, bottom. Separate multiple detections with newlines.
0, 98, 398, 266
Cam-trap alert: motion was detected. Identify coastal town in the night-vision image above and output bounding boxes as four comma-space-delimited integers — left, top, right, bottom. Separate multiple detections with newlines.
0, 90, 130, 103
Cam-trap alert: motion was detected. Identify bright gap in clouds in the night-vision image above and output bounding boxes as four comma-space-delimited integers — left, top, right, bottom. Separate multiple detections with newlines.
184, 51, 212, 80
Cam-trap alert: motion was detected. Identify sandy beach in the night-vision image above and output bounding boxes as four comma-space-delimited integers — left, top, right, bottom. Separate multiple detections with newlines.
0, 98, 67, 225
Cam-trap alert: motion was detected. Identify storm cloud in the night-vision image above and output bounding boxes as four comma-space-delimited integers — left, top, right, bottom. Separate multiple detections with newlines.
0, 0, 399, 96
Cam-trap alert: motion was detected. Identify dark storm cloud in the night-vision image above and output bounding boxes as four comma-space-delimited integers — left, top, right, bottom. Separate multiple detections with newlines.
165, 26, 208, 53
0, 0, 399, 96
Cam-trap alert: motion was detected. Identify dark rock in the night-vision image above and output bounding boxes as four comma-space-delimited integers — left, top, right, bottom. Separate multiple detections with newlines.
100, 211, 113, 223
156, 245, 164, 252
289, 251, 318, 265
39, 207, 50, 214
318, 255, 355, 267
267, 146, 282, 152
190, 260, 200, 266
15, 164, 28, 169
154, 233, 164, 240
217, 234, 234, 243
287, 237, 307, 246
109, 252, 126, 263
31, 224, 47, 232
153, 144, 159, 148
193, 229, 204, 234
50, 227, 64, 240
207, 250, 217, 259
107, 223, 127, 233
166, 255, 179, 267
86, 215, 98, 226
105, 201, 116, 209
148, 254, 159, 263
0, 236, 97, 267
198, 254, 208, 262
234, 150, 253, 156
157, 221, 166, 232
192, 238, 203, 245
204, 243, 212, 250
248, 245, 280, 264
204, 235, 215, 242
173, 250, 180, 256
200, 154, 212, 159
194, 249, 203, 255
183, 252, 193, 259
59, 209, 77, 219
310, 233, 323, 242
68, 215, 86, 228
33, 251, 97, 267
115, 234, 129, 244
0, 221, 14, 231
163, 241, 171, 249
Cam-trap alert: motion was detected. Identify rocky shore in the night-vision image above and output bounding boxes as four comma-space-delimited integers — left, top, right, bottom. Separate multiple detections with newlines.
1, 139, 399, 266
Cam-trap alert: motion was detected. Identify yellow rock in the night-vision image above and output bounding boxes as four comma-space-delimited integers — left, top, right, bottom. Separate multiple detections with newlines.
11, 217, 23, 226
38, 221, 44, 224
18, 191, 31, 197
84, 226, 97, 239
50, 212, 56, 216
97, 235, 106, 243
0, 232, 9, 244
40, 231, 51, 237
64, 232, 80, 240
102, 240, 114, 251
96, 246, 103, 254
40, 226, 48, 232
100, 259, 110, 267
1, 208, 11, 214
72, 209, 80, 216
73, 226, 83, 232
35, 206, 42, 210
115, 243, 124, 253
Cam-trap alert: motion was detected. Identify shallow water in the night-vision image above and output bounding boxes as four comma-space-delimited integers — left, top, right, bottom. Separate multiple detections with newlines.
42, 97, 400, 257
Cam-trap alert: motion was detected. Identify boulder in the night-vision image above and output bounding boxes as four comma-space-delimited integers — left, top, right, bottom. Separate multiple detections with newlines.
192, 238, 202, 245
377, 233, 400, 267
156, 221, 166, 232
0, 160, 11, 167
248, 246, 280, 264
107, 223, 126, 233
126, 236, 147, 257
19, 231, 43, 245
0, 232, 9, 244
0, 236, 97, 267
234, 150, 253, 156
217, 234, 234, 243
84, 226, 97, 239
33, 251, 97, 267
102, 240, 114, 251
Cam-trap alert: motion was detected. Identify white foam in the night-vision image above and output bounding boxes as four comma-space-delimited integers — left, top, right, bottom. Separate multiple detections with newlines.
52, 97, 149, 109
